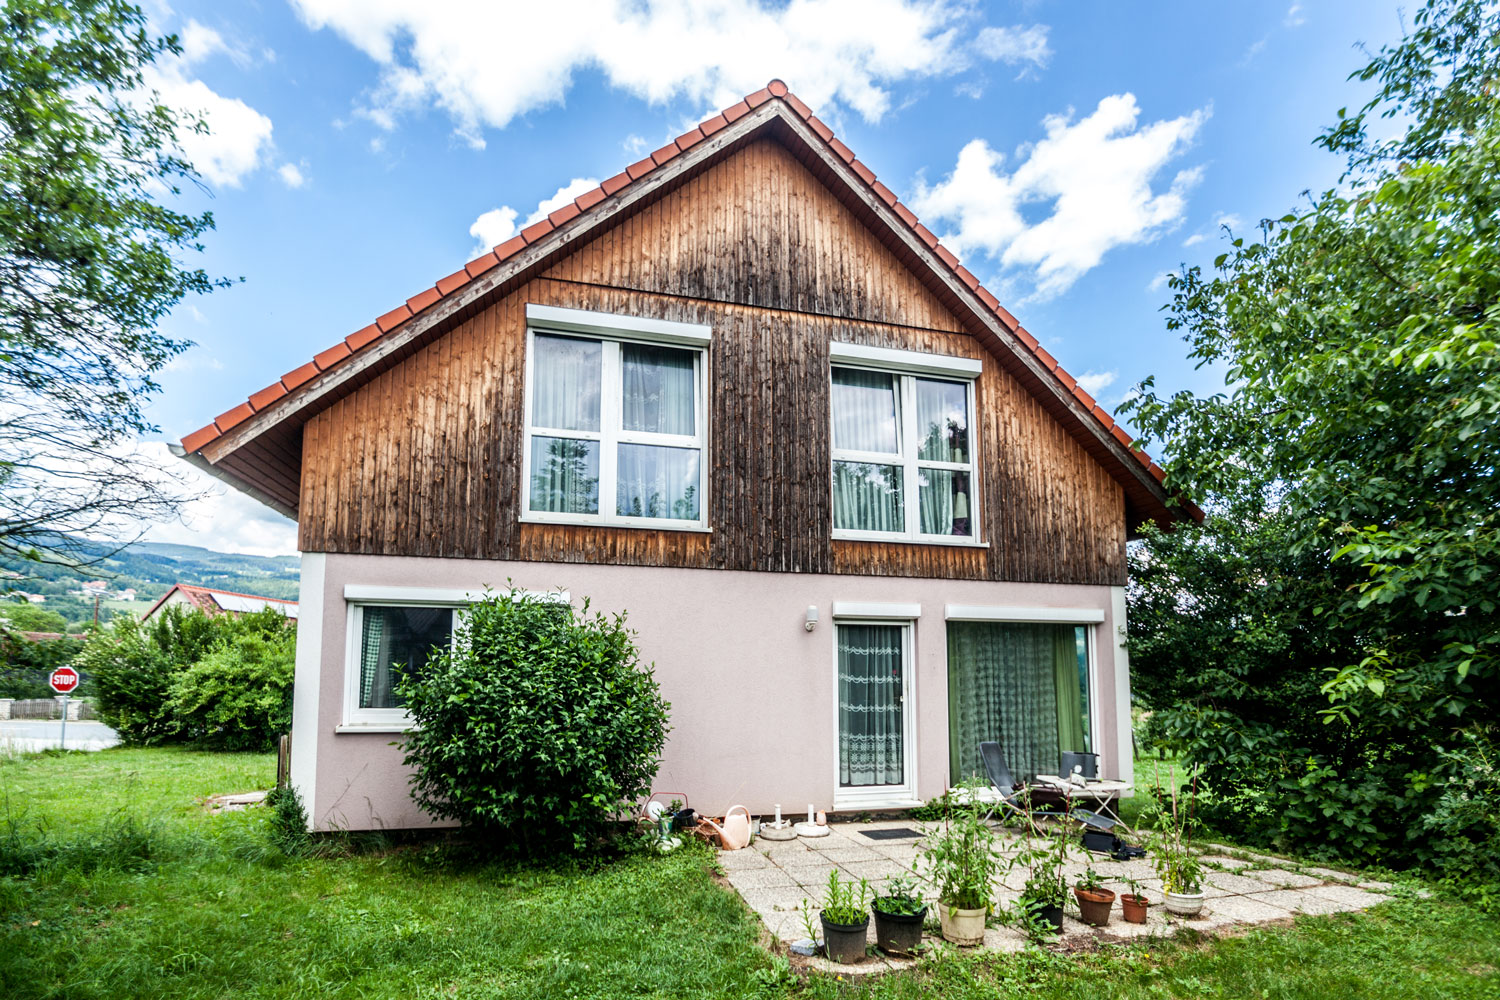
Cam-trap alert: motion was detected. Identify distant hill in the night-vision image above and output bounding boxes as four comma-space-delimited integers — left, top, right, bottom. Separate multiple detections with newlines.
0, 537, 299, 628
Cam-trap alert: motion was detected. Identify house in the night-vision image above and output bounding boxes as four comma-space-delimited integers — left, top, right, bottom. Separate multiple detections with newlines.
115, 588, 137, 602
175, 81, 1194, 833
79, 580, 108, 596
141, 584, 299, 621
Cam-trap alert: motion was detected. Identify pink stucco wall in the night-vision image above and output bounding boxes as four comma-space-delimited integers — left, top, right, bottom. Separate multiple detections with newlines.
293, 551, 1128, 832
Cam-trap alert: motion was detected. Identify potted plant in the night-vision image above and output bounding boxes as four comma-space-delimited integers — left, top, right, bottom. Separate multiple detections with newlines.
1119, 876, 1150, 924
1148, 768, 1206, 916
818, 870, 872, 964
1010, 816, 1071, 937
918, 778, 1001, 946
1072, 866, 1115, 927
871, 875, 927, 956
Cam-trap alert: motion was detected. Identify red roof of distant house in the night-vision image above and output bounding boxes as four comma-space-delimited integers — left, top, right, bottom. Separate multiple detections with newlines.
141, 584, 298, 621
3, 631, 88, 642
178, 79, 1198, 528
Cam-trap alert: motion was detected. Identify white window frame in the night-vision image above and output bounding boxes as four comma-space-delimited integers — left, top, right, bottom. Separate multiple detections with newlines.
338, 586, 569, 732
828, 350, 982, 546
521, 304, 711, 532
831, 614, 920, 809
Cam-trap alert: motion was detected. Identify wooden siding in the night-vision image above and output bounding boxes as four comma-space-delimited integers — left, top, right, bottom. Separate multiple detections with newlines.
298, 139, 1126, 585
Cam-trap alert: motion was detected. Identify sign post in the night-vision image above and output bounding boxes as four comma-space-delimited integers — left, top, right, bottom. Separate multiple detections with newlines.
49, 667, 80, 750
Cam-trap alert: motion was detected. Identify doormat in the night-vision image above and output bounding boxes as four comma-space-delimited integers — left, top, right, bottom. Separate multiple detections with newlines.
860, 827, 921, 841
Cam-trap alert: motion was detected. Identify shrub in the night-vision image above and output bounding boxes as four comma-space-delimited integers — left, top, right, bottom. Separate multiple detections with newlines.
264, 784, 311, 856
0, 628, 85, 699
397, 589, 671, 856
169, 624, 296, 751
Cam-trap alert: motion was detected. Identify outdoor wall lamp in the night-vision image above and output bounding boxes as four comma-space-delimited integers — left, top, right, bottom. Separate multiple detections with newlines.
804, 605, 819, 632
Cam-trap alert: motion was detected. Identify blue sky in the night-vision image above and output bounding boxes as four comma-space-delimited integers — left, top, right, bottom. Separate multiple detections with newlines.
137, 0, 1408, 554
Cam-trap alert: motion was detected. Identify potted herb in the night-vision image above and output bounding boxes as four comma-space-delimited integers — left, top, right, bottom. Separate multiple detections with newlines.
1011, 819, 1071, 936
871, 875, 927, 956
1119, 876, 1150, 924
918, 778, 1001, 946
1072, 866, 1115, 927
818, 870, 872, 964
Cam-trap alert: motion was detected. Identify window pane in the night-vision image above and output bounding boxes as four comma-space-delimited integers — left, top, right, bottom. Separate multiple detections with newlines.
918, 468, 972, 536
616, 443, 700, 519
622, 343, 695, 435
529, 436, 599, 513
833, 461, 903, 532
532, 334, 601, 431
838, 624, 905, 787
916, 378, 969, 463
359, 606, 453, 709
1075, 626, 1091, 753
831, 368, 899, 453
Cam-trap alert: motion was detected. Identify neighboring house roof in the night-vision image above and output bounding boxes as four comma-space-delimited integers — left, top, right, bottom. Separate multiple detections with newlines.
177, 79, 1198, 532
141, 584, 299, 621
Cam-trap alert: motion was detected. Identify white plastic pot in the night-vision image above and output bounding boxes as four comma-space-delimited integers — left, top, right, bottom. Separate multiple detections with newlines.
938, 903, 986, 945
1164, 890, 1206, 916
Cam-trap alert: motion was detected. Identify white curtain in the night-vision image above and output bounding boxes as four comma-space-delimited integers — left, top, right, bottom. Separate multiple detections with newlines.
616, 444, 700, 519
529, 436, 599, 513
533, 334, 601, 431
833, 462, 903, 532
839, 624, 905, 786
831, 368, 899, 453
919, 469, 972, 536
915, 378, 968, 462
622, 343, 695, 434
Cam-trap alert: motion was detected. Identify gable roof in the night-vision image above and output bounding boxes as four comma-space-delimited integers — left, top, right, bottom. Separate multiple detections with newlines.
141, 584, 299, 621
176, 80, 1198, 534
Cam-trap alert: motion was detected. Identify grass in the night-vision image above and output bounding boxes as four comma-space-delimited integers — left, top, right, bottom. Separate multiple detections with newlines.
1, 747, 1497, 999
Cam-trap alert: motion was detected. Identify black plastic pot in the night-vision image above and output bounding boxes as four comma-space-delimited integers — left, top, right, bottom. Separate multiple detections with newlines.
820, 914, 870, 965
872, 904, 927, 956
1039, 904, 1064, 933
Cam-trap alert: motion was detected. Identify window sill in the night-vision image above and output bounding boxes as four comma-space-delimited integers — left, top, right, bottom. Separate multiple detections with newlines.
335, 723, 412, 734
832, 533, 989, 549
520, 515, 712, 534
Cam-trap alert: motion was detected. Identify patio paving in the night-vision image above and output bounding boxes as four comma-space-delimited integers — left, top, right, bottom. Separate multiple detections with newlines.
721, 819, 1395, 974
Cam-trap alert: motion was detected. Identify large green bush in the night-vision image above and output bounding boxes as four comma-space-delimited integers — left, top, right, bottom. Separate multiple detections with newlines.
398, 590, 670, 856
78, 605, 293, 746
169, 625, 295, 751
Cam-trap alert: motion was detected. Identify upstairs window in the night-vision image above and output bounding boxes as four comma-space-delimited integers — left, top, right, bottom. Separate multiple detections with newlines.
523, 305, 710, 530
829, 344, 980, 544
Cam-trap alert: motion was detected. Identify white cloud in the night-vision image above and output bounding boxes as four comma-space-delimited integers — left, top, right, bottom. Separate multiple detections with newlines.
143, 67, 274, 188
1215, 212, 1242, 230
1182, 233, 1205, 247
1284, 3, 1305, 28
623, 133, 649, 155
468, 177, 600, 256
179, 19, 251, 68
278, 162, 307, 188
1147, 272, 1171, 293
289, 0, 1027, 147
912, 94, 1209, 300
954, 80, 984, 100
139, 444, 298, 556
1075, 370, 1117, 397
973, 24, 1051, 72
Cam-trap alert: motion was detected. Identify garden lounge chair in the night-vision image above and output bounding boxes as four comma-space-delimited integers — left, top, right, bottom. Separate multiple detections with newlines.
978, 741, 1117, 834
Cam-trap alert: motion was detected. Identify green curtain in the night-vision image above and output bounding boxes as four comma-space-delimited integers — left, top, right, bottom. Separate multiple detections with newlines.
947, 622, 1087, 782
838, 624, 905, 786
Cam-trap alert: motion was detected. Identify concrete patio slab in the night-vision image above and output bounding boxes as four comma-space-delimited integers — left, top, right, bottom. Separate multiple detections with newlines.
1249, 868, 1325, 889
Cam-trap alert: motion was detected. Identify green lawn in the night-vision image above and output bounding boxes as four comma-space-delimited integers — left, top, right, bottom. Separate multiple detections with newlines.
1, 747, 1497, 999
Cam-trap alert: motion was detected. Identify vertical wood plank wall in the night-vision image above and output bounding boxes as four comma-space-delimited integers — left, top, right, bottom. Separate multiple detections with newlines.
298, 139, 1126, 585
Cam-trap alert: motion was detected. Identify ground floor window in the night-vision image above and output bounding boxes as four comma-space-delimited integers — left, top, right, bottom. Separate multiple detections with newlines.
946, 621, 1090, 783
346, 605, 456, 725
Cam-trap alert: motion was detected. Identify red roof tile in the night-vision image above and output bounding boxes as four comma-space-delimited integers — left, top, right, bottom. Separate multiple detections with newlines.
178, 79, 1185, 523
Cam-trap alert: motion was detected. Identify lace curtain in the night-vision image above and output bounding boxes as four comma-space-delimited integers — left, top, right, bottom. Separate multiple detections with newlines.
838, 624, 905, 787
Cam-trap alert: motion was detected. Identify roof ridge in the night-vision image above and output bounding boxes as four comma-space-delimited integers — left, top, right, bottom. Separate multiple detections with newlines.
179, 79, 1166, 486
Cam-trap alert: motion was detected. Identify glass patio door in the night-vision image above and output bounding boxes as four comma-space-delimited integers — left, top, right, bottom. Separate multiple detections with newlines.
835, 622, 915, 806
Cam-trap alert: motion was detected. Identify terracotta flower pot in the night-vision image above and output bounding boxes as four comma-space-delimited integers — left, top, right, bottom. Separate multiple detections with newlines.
938, 902, 986, 946
1073, 886, 1116, 927
1120, 892, 1150, 924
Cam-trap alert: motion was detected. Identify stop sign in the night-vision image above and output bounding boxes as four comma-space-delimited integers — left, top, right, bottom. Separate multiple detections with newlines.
49, 666, 80, 694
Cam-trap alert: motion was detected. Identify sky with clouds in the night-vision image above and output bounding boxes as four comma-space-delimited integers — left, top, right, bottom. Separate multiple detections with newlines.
133, 0, 1405, 555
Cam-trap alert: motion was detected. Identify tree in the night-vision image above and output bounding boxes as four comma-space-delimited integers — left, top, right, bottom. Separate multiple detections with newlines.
169, 623, 296, 751
1122, 0, 1499, 874
0, 602, 70, 635
0, 0, 229, 569
398, 590, 671, 856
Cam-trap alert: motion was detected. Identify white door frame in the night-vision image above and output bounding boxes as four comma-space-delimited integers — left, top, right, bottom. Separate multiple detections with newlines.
831, 618, 920, 810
